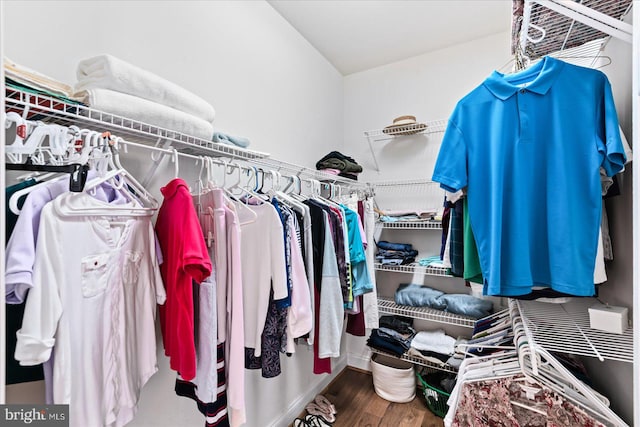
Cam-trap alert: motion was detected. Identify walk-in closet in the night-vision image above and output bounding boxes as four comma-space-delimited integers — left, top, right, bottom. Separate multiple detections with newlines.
0, 1, 637, 427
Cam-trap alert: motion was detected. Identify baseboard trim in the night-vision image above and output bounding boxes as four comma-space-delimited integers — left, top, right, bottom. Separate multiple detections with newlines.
269, 357, 348, 427
346, 352, 372, 372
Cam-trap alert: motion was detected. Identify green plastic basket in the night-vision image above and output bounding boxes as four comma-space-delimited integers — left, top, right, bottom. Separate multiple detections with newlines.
416, 371, 451, 418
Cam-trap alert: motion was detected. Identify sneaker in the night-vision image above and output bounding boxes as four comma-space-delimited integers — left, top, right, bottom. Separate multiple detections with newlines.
305, 414, 332, 427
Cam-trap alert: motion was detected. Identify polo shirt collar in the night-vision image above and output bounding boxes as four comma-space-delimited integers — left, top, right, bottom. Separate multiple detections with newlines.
160, 178, 189, 198
483, 56, 565, 100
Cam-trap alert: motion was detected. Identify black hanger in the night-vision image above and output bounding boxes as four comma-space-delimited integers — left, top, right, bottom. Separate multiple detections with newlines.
6, 158, 90, 192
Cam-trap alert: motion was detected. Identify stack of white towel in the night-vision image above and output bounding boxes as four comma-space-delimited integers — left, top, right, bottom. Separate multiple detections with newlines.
74, 54, 215, 140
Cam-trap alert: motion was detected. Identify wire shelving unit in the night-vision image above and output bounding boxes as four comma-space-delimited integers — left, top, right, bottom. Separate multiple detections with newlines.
377, 297, 476, 328
4, 87, 369, 191
363, 119, 447, 171
512, 298, 633, 363
369, 348, 458, 374
374, 262, 452, 277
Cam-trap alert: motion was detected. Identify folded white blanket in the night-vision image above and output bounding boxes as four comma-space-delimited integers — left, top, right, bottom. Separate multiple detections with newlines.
410, 330, 456, 355
80, 88, 214, 140
75, 54, 215, 123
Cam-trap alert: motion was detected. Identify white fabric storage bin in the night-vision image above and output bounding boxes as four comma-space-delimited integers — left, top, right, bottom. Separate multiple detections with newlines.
370, 354, 416, 403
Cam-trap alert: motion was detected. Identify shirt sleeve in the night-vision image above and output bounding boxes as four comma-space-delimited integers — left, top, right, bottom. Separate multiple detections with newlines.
149, 224, 167, 305
286, 221, 312, 344
5, 188, 52, 303
177, 188, 212, 283
318, 212, 344, 359
269, 206, 289, 301
597, 76, 626, 177
432, 116, 469, 192
14, 204, 61, 365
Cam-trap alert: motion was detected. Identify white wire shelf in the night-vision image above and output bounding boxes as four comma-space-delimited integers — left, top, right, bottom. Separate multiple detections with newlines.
363, 120, 447, 171
513, 298, 633, 363
376, 220, 442, 230
374, 262, 452, 277
370, 178, 442, 188
5, 86, 269, 161
4, 86, 370, 191
517, 0, 632, 62
364, 119, 447, 141
377, 297, 476, 328
369, 348, 458, 374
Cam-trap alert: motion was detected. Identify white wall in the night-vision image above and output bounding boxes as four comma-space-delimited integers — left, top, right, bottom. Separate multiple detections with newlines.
342, 30, 511, 372
3, 1, 346, 426
581, 25, 634, 425
344, 31, 512, 183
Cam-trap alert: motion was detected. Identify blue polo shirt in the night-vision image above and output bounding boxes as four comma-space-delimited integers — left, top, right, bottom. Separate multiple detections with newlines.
432, 57, 625, 297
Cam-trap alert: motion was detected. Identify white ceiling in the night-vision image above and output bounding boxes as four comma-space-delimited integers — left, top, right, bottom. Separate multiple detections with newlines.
268, 0, 512, 75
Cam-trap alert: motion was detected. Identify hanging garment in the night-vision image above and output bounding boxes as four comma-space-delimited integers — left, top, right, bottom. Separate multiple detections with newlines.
318, 211, 344, 359
272, 197, 293, 309
304, 200, 331, 375
235, 201, 288, 357
432, 56, 626, 297
362, 198, 379, 329
156, 178, 212, 382
201, 188, 246, 427
341, 205, 373, 298
4, 179, 43, 386
290, 201, 315, 345
15, 192, 165, 427
6, 176, 129, 403
175, 343, 230, 427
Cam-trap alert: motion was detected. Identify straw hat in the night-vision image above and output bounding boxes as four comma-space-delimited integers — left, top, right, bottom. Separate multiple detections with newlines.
383, 115, 427, 135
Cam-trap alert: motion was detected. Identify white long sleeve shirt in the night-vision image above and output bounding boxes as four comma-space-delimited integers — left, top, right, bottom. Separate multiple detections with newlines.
15, 192, 165, 427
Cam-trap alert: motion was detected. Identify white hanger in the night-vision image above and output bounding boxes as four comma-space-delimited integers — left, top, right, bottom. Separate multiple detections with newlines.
109, 136, 159, 210
171, 148, 179, 178
224, 162, 258, 225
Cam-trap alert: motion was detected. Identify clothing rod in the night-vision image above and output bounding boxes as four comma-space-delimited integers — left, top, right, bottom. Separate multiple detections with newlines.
117, 138, 368, 196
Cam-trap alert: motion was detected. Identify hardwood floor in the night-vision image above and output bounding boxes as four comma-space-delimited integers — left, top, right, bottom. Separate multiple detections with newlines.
292, 368, 445, 427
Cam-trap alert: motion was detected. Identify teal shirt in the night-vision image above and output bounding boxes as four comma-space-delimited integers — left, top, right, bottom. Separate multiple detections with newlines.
340, 205, 372, 297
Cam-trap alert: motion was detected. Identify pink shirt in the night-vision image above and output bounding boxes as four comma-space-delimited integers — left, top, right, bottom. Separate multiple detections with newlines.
156, 178, 211, 381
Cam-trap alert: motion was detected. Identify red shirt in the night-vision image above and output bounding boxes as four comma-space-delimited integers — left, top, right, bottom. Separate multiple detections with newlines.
156, 178, 211, 381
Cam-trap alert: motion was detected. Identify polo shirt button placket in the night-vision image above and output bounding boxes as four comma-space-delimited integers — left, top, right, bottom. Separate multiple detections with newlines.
518, 88, 530, 142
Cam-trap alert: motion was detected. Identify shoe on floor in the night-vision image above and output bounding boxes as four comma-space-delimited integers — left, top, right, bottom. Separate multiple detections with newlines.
305, 402, 335, 423
305, 414, 332, 427
293, 417, 310, 427
314, 394, 336, 415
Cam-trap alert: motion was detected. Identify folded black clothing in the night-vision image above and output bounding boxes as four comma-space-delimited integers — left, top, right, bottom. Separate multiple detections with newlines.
416, 349, 450, 364
376, 248, 419, 258
317, 150, 358, 165
379, 315, 415, 335
339, 172, 358, 180
316, 158, 363, 173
